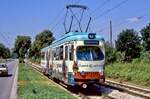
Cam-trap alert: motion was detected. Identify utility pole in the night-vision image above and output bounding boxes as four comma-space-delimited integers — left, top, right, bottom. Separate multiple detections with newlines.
110, 20, 113, 47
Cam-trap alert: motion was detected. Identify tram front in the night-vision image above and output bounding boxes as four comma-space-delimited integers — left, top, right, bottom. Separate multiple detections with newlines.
72, 33, 105, 87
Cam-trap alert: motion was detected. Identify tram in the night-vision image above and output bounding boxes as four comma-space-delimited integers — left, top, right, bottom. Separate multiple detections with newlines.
41, 32, 105, 88
41, 4, 105, 88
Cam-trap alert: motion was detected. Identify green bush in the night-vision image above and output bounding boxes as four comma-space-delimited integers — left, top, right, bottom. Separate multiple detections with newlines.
115, 29, 141, 61
140, 51, 150, 62
19, 58, 25, 63
105, 62, 150, 86
116, 51, 125, 62
105, 42, 117, 64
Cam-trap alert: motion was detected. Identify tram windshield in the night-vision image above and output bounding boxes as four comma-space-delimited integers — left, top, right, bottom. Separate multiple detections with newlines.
76, 46, 104, 61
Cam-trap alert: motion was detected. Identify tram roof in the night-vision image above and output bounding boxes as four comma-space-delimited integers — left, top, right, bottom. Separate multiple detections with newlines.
41, 46, 49, 52
41, 32, 104, 52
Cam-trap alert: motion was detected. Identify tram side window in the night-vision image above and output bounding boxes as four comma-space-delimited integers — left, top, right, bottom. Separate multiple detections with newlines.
65, 46, 68, 60
52, 50, 55, 60
56, 47, 59, 60
69, 45, 74, 60
46, 51, 49, 61
60, 46, 63, 60
49, 50, 51, 60
53, 48, 56, 60
41, 52, 45, 60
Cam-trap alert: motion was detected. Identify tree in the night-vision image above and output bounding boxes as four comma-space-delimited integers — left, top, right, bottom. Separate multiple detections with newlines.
29, 30, 55, 59
13, 36, 31, 59
105, 41, 117, 64
3, 48, 11, 58
116, 29, 141, 61
0, 43, 5, 58
140, 23, 150, 51
0, 43, 11, 58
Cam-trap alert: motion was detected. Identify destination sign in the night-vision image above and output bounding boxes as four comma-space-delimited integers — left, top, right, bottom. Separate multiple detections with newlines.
84, 40, 99, 45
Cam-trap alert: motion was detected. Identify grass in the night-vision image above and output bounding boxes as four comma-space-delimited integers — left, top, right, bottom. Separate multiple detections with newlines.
0, 59, 6, 63
18, 63, 76, 99
105, 61, 150, 87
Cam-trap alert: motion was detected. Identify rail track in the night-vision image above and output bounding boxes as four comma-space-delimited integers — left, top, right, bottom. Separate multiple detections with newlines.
27, 62, 150, 99
104, 80, 150, 99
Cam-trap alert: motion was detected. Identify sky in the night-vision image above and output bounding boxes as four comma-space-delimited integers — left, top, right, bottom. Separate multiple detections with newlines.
0, 0, 150, 48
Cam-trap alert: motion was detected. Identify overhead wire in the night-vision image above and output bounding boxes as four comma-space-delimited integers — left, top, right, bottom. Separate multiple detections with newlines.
75, 0, 81, 4
50, 12, 66, 32
93, 0, 129, 21
78, 0, 128, 32
96, 12, 150, 33
50, 0, 128, 33
64, 0, 109, 32
78, 0, 110, 31
0, 32, 11, 47
49, 0, 70, 32
88, 0, 111, 16
49, 8, 65, 31
89, 0, 129, 33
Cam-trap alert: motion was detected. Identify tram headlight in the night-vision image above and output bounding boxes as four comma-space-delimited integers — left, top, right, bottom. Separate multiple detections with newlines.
99, 42, 104, 47
73, 61, 79, 72
99, 66, 104, 75
72, 72, 75, 76
81, 71, 85, 76
99, 71, 103, 75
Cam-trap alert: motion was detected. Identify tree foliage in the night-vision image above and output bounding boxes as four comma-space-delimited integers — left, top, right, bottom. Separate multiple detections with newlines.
29, 30, 55, 59
140, 51, 150, 62
116, 29, 141, 61
105, 41, 117, 64
140, 23, 150, 51
13, 36, 31, 58
0, 43, 11, 58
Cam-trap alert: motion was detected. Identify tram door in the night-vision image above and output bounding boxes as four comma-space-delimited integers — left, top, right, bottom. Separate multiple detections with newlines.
64, 44, 74, 83
48, 49, 53, 76
45, 51, 49, 74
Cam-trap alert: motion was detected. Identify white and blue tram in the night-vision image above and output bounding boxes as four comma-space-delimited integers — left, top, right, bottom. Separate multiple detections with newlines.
41, 32, 105, 88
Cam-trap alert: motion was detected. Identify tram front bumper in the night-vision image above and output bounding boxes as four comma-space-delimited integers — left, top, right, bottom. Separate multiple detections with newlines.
69, 72, 105, 85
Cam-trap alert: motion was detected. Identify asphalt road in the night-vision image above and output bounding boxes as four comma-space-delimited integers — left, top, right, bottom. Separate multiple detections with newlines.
0, 60, 18, 99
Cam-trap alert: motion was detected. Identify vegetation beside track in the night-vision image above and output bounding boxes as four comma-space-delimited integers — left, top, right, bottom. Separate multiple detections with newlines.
105, 61, 150, 87
18, 63, 76, 99
0, 59, 6, 63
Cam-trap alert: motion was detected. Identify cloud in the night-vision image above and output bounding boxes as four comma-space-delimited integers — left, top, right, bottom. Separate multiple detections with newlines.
127, 17, 141, 22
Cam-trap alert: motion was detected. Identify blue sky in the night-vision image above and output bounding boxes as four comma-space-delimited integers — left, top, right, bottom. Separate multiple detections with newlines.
0, 0, 150, 48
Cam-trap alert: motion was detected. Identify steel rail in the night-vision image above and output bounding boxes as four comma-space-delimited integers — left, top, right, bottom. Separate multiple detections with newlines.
106, 80, 150, 93
102, 80, 150, 99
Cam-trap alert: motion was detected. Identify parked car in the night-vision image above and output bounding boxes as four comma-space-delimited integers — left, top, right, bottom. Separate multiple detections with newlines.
0, 63, 8, 76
